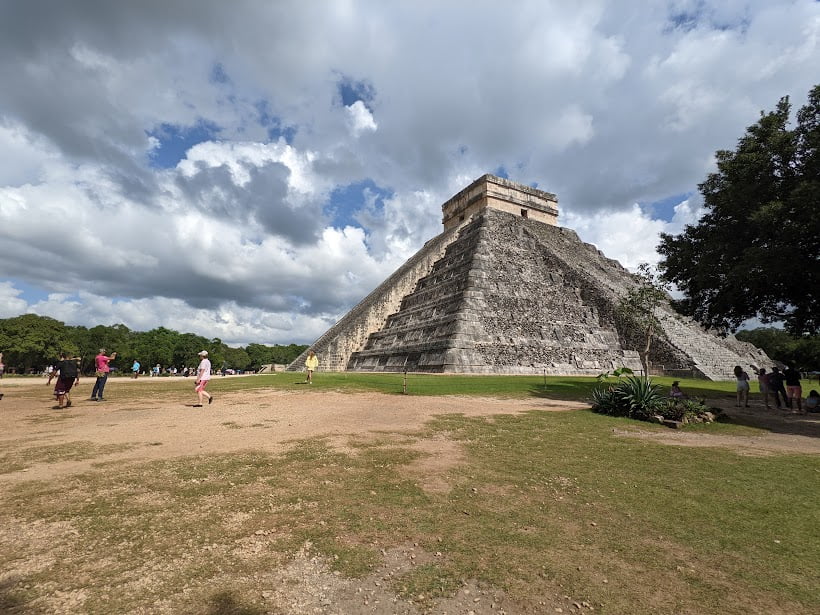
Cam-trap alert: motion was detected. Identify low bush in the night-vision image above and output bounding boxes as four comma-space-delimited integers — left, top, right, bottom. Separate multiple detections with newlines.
591, 376, 719, 425
591, 375, 663, 419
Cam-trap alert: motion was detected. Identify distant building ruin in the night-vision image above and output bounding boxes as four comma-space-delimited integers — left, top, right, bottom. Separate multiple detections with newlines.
289, 174, 768, 380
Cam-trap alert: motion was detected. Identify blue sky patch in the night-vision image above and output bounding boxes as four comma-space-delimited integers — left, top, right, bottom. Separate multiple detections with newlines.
8, 279, 51, 304
642, 192, 693, 222
255, 100, 296, 144
210, 62, 230, 84
147, 120, 221, 168
337, 76, 375, 111
328, 179, 393, 228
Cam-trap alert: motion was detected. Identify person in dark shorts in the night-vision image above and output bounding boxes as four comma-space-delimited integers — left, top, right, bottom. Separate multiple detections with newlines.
783, 364, 803, 412
48, 352, 80, 409
767, 367, 788, 409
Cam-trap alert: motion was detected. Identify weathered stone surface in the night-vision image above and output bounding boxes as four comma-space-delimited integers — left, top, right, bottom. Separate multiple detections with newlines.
289, 175, 770, 379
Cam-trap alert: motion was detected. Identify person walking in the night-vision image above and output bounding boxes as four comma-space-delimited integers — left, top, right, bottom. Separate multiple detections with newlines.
304, 350, 319, 384
750, 365, 770, 409
733, 365, 750, 408
767, 367, 788, 409
90, 348, 116, 401
193, 350, 213, 407
131, 360, 140, 379
48, 352, 79, 409
783, 364, 803, 413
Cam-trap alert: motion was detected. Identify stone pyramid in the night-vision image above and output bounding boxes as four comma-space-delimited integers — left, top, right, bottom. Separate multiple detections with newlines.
289, 175, 769, 380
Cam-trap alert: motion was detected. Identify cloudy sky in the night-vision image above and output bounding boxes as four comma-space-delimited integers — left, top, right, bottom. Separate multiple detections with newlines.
1, 0, 818, 346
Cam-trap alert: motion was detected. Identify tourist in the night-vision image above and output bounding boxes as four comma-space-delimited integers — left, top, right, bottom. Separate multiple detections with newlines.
670, 381, 687, 399
193, 350, 213, 407
750, 365, 770, 409
0, 351, 4, 379
767, 366, 788, 409
48, 352, 80, 409
90, 348, 117, 401
304, 350, 319, 384
783, 364, 803, 413
805, 390, 820, 413
132, 359, 141, 379
733, 365, 750, 408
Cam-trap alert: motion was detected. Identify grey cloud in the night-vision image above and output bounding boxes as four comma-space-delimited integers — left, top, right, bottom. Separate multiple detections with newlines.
174, 160, 323, 244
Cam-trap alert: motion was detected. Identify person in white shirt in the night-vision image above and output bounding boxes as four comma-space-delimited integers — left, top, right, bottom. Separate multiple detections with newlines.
194, 350, 213, 407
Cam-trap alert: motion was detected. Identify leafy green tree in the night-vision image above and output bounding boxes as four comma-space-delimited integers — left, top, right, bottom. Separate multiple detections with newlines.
658, 85, 820, 335
736, 327, 819, 371
222, 346, 251, 371
616, 263, 669, 376
172, 332, 210, 371
0, 314, 78, 372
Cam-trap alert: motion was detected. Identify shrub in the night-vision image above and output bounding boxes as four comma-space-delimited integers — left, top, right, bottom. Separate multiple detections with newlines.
591, 375, 663, 420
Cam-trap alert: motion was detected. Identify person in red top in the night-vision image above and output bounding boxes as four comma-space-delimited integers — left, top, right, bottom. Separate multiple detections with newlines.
90, 349, 117, 401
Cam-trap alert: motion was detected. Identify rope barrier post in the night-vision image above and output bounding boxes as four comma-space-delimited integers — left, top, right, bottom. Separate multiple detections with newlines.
543, 368, 547, 393
403, 370, 407, 395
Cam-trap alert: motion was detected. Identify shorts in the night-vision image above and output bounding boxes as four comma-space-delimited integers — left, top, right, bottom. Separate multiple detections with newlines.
786, 385, 802, 399
736, 381, 749, 392
195, 379, 210, 393
54, 376, 75, 395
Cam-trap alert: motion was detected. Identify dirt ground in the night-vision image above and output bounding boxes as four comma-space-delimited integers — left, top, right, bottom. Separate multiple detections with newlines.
1, 376, 818, 614
1, 376, 817, 480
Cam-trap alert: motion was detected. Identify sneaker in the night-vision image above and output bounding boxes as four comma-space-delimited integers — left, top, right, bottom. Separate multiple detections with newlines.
66, 401, 72, 408
193, 404, 203, 407
88, 397, 97, 401
208, 396, 214, 405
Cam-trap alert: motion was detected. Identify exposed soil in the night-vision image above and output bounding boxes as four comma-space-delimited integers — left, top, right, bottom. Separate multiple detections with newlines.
1, 376, 817, 614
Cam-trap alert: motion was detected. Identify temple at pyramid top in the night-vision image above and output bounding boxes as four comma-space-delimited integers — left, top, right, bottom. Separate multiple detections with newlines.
442, 174, 558, 231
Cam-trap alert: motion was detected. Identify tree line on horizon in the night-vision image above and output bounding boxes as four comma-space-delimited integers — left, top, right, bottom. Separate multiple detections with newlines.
0, 314, 307, 375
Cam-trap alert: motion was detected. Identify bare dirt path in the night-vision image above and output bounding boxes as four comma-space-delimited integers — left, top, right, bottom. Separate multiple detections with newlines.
1, 376, 817, 486
0, 377, 587, 483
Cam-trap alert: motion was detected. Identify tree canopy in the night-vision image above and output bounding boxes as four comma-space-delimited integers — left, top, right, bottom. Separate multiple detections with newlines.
0, 315, 307, 374
658, 84, 820, 335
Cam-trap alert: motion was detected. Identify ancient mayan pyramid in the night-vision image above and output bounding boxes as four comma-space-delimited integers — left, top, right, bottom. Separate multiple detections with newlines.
289, 174, 769, 380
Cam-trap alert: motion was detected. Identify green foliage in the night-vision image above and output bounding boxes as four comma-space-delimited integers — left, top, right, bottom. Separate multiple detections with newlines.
616, 263, 669, 374
595, 366, 634, 382
658, 84, 820, 335
0, 314, 78, 372
591, 375, 664, 420
245, 342, 307, 370
657, 398, 713, 422
736, 327, 819, 371
0, 314, 307, 374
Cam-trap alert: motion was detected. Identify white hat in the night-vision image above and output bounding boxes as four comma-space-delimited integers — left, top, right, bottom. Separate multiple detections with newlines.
198, 350, 208, 357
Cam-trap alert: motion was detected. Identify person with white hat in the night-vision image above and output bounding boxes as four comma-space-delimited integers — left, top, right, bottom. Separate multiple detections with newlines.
194, 350, 213, 407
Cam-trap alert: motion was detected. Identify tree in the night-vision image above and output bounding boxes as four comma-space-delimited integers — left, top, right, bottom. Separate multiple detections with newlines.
616, 263, 669, 376
736, 327, 819, 371
658, 85, 820, 335
0, 314, 78, 372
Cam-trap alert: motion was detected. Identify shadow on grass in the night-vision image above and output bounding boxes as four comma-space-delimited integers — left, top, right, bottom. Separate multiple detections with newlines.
206, 590, 267, 615
717, 409, 820, 439
0, 577, 47, 614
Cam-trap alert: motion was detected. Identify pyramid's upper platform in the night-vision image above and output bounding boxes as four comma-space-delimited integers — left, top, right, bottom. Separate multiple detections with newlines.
442, 174, 558, 231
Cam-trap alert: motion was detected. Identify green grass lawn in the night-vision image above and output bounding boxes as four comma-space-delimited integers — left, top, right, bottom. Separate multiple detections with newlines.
1, 373, 817, 614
